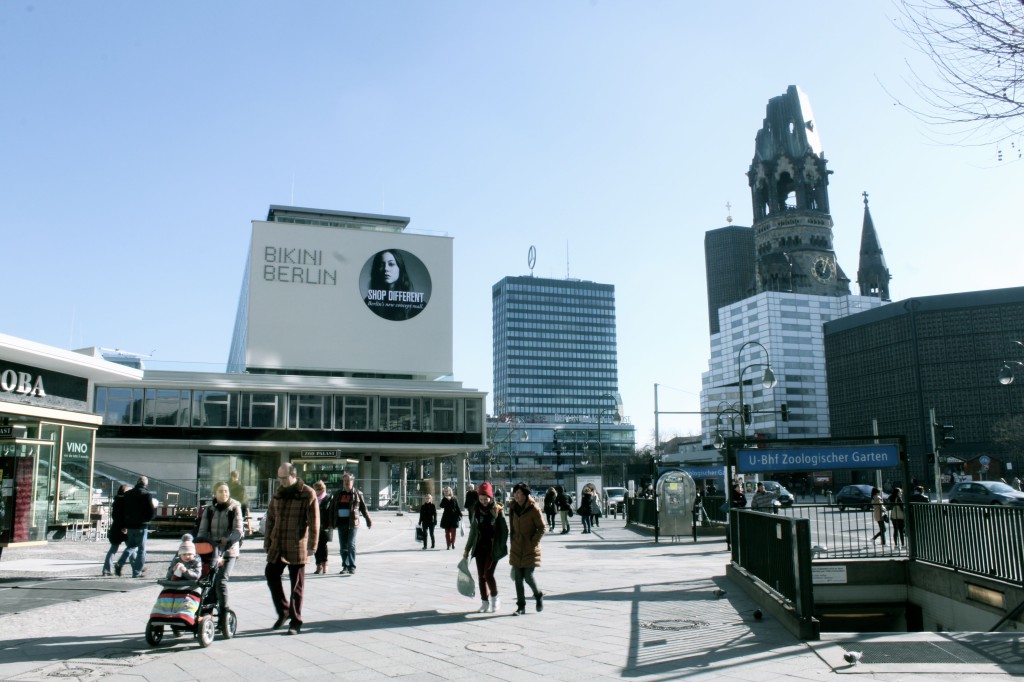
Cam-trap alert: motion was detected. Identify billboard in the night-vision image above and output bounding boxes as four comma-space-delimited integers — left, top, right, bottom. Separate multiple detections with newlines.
244, 221, 453, 377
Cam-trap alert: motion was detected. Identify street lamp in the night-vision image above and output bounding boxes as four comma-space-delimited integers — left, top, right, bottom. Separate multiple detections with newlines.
997, 340, 1024, 385
596, 392, 619, 487
735, 340, 778, 439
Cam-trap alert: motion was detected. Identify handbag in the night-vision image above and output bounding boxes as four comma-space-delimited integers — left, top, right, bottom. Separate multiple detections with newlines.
457, 557, 476, 598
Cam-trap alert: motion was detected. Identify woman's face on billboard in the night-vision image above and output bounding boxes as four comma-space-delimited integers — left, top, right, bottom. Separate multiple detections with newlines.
381, 251, 400, 285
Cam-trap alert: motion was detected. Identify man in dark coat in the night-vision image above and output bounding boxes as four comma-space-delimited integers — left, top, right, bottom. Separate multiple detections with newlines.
264, 463, 318, 635
114, 476, 155, 578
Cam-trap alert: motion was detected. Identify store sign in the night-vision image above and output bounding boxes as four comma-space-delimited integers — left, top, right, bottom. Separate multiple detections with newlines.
737, 444, 899, 473
300, 450, 342, 458
0, 369, 45, 397
0, 359, 88, 404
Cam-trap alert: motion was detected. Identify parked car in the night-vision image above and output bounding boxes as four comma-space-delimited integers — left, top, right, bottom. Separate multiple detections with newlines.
835, 484, 874, 511
948, 481, 1024, 506
603, 486, 625, 512
761, 481, 794, 507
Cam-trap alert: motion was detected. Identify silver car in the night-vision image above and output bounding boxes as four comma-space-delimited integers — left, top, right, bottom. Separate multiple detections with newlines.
948, 481, 1024, 506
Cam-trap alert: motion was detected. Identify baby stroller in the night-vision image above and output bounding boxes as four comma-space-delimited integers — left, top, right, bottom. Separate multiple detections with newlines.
145, 541, 238, 647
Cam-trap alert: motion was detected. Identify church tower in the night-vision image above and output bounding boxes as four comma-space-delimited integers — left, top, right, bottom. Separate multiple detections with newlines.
747, 86, 851, 296
856, 192, 891, 301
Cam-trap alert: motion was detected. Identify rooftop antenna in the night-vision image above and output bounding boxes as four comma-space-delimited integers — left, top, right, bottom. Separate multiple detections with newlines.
726, 201, 733, 224
528, 245, 536, 277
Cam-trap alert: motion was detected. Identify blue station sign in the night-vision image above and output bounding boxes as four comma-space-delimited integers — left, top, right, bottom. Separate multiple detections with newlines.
737, 444, 900, 473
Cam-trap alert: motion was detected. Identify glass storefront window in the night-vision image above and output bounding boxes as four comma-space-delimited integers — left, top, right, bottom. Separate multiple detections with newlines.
192, 391, 238, 427
289, 394, 330, 430
144, 389, 191, 426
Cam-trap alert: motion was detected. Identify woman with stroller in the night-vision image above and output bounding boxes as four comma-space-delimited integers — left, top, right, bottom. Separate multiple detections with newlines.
102, 484, 132, 576
439, 487, 462, 550
196, 481, 244, 636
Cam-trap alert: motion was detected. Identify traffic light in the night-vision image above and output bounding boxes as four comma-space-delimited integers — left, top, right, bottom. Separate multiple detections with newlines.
743, 404, 752, 425
780, 403, 789, 422
941, 424, 955, 443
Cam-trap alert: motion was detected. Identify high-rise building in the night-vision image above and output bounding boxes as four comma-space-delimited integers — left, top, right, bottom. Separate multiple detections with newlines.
492, 275, 619, 420
490, 274, 634, 492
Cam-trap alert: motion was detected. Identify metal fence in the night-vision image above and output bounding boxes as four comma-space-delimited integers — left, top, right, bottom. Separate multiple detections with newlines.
910, 503, 1024, 586
731, 509, 814, 621
775, 504, 908, 559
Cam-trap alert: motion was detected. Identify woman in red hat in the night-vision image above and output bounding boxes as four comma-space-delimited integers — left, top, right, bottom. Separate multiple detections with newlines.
462, 481, 509, 613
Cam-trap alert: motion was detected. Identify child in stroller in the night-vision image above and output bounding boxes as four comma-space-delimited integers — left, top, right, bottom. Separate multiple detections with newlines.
145, 534, 238, 647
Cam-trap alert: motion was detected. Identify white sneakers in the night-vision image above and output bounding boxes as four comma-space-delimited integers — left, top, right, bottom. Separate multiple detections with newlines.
478, 600, 489, 613
489, 596, 500, 613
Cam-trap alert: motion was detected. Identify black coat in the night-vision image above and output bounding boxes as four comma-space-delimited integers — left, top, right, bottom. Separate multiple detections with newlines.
122, 484, 156, 529
439, 496, 462, 529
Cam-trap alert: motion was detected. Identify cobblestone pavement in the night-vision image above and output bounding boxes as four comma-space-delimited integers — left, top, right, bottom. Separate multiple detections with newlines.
0, 514, 1020, 681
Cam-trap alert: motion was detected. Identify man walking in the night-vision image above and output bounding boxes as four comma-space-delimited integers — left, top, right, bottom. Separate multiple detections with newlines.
264, 463, 318, 635
115, 476, 156, 578
328, 473, 372, 575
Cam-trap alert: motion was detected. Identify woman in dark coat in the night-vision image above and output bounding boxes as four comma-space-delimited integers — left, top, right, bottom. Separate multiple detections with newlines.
542, 487, 557, 531
102, 484, 132, 576
439, 487, 462, 550
508, 483, 545, 615
577, 485, 595, 534
463, 482, 509, 613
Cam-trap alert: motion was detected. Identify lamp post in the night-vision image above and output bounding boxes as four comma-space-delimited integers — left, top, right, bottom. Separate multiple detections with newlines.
596, 392, 617, 488
735, 340, 778, 439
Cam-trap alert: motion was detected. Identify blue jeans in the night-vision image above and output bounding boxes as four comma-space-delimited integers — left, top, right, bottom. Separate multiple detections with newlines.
117, 528, 148, 576
338, 526, 358, 570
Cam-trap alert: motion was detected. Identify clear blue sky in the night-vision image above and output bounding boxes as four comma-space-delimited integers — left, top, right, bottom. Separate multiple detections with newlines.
3, 1, 1021, 446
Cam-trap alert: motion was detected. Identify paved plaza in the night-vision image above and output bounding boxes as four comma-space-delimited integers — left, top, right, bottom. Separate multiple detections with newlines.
0, 513, 1020, 681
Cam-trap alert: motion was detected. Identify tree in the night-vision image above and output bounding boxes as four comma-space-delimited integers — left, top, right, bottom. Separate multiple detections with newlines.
893, 0, 1024, 148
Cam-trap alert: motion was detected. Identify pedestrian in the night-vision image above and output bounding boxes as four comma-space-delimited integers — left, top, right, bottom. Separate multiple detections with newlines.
577, 485, 595, 533
263, 463, 318, 636
887, 487, 906, 548
228, 470, 251, 535
439, 487, 462, 550
750, 482, 776, 513
909, 485, 929, 503
312, 481, 331, 574
327, 473, 372, 575
464, 483, 478, 512
166, 533, 202, 582
870, 487, 887, 546
419, 493, 437, 549
542, 487, 557, 531
462, 481, 508, 613
114, 476, 156, 578
507, 483, 545, 616
196, 480, 244, 636
730, 482, 747, 509
102, 484, 132, 576
555, 485, 572, 534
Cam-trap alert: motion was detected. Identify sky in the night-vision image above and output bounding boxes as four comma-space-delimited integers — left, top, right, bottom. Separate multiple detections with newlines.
2, 1, 1021, 448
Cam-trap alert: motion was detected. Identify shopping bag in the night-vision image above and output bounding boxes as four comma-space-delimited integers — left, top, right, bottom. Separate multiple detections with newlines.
457, 557, 476, 598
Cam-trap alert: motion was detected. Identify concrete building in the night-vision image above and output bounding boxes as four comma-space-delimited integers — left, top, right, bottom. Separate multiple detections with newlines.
824, 286, 1024, 487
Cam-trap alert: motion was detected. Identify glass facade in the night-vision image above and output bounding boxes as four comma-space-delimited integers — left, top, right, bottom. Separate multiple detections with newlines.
94, 386, 484, 435
492, 276, 619, 419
